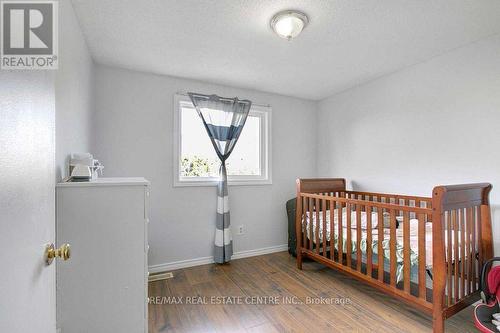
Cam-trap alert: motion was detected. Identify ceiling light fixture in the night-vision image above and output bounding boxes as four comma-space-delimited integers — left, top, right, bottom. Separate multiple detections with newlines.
270, 10, 309, 40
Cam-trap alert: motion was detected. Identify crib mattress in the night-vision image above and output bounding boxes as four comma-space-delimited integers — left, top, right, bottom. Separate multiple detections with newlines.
303, 209, 434, 283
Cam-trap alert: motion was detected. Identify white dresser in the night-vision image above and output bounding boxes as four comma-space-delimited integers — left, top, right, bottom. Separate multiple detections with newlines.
56, 178, 149, 333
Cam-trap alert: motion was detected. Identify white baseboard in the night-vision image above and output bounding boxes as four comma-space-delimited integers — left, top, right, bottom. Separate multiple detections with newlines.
231, 244, 288, 260
148, 244, 288, 274
149, 256, 214, 274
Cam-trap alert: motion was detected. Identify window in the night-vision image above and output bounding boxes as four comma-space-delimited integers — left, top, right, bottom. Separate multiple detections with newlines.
173, 94, 271, 186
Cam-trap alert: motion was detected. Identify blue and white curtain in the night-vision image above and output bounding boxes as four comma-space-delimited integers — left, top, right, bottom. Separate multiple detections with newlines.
188, 93, 252, 263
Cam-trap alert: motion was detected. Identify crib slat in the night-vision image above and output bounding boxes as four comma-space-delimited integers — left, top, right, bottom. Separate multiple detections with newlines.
378, 209, 384, 282
460, 209, 465, 299
403, 210, 411, 293
414, 199, 419, 222
447, 211, 453, 305
418, 213, 426, 299
366, 206, 373, 277
390, 209, 396, 287
315, 198, 320, 255
453, 210, 459, 302
338, 202, 343, 263
477, 206, 483, 289
471, 206, 477, 292
302, 197, 306, 249
309, 198, 314, 251
322, 199, 327, 257
356, 204, 362, 271
330, 199, 334, 260
346, 203, 352, 268
466, 207, 472, 294
395, 197, 401, 217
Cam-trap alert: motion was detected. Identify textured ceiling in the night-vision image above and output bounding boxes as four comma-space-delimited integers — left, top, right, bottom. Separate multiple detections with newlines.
71, 0, 500, 100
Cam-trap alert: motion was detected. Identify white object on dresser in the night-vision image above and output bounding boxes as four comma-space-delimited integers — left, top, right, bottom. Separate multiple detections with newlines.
56, 177, 150, 333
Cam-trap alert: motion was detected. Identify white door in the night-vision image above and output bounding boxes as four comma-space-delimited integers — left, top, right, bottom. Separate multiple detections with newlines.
0, 71, 57, 332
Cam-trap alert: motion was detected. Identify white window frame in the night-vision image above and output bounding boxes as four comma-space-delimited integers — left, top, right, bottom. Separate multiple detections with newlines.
173, 94, 272, 187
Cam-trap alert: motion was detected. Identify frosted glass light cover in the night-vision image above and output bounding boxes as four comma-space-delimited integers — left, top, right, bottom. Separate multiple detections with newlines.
271, 11, 308, 40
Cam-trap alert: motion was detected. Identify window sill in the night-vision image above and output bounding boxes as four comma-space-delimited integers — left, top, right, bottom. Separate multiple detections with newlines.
173, 179, 272, 187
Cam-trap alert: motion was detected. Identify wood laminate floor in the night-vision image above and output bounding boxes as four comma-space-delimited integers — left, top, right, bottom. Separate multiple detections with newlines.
148, 251, 477, 332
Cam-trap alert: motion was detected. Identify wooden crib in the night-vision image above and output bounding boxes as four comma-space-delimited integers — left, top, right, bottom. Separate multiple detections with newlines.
295, 178, 493, 332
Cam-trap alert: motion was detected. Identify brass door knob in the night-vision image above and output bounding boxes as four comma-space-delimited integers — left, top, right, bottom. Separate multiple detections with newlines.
45, 243, 71, 265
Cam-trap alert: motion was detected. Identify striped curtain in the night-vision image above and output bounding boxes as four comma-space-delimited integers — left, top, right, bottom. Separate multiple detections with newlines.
188, 93, 252, 263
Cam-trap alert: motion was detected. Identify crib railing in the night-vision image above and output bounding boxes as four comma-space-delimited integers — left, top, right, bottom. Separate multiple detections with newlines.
295, 179, 493, 333
345, 190, 433, 208
297, 191, 433, 308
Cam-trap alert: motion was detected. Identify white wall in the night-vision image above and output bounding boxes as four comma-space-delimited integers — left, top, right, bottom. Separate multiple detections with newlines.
55, 0, 94, 180
92, 65, 317, 266
317, 35, 500, 251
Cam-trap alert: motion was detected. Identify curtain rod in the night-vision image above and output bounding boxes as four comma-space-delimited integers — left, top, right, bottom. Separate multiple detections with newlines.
176, 92, 271, 108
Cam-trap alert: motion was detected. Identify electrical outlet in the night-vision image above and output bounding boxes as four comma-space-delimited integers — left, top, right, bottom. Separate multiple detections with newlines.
237, 225, 244, 235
